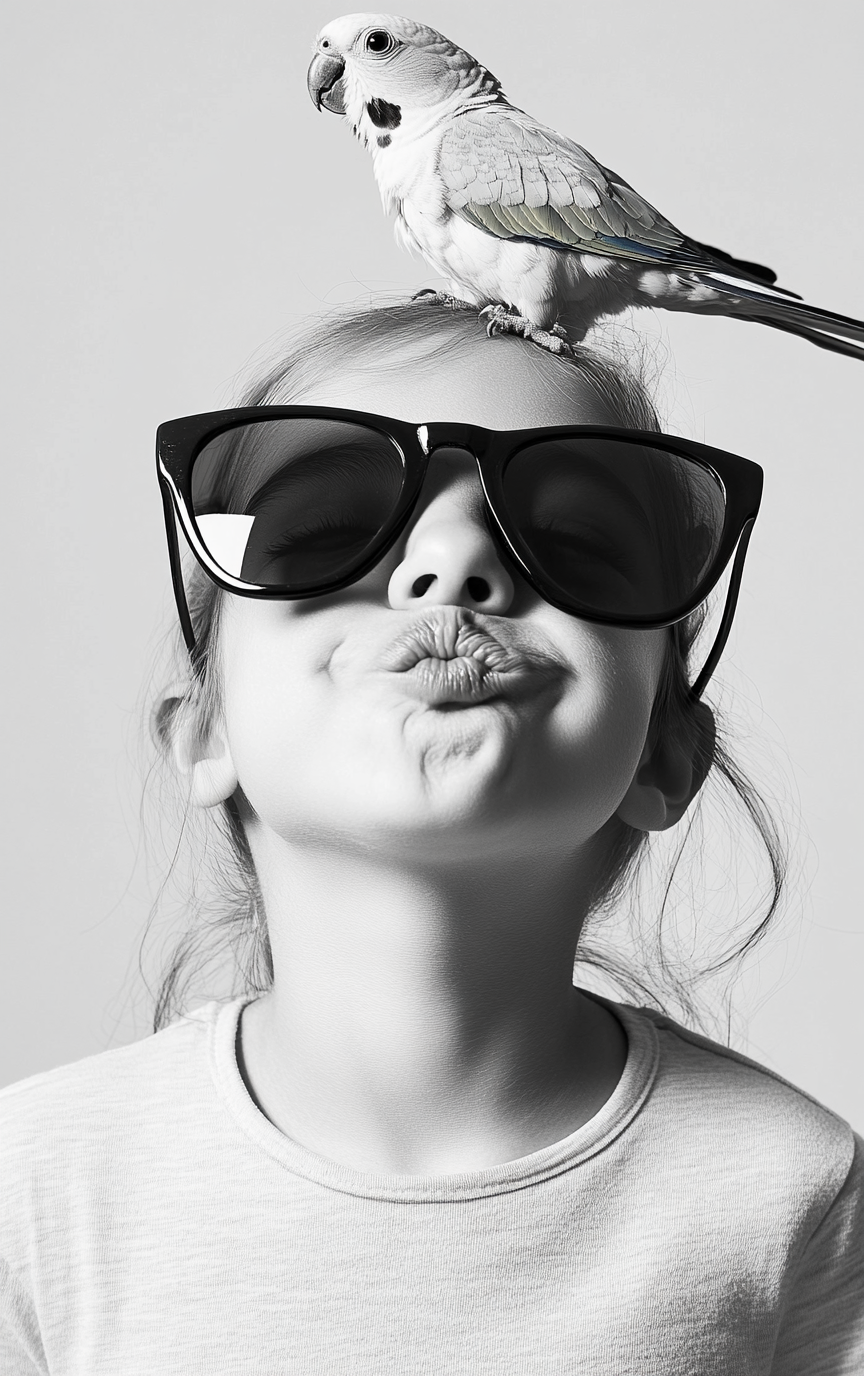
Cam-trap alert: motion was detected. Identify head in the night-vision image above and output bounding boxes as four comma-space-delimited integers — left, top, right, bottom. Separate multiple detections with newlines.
307, 13, 500, 136
156, 301, 716, 943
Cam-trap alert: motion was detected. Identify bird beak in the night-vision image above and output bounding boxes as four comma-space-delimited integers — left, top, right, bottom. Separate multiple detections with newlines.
307, 52, 347, 114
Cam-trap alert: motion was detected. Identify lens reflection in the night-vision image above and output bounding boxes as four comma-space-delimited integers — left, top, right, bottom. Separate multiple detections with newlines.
190, 419, 405, 586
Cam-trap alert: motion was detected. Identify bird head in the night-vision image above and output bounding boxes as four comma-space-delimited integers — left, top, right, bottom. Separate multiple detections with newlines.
307, 13, 501, 139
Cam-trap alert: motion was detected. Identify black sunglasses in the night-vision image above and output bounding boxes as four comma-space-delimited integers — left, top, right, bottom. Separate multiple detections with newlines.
156, 407, 763, 700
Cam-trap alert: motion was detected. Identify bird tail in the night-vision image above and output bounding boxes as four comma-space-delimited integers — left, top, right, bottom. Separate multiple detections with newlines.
694, 241, 801, 296
690, 270, 864, 362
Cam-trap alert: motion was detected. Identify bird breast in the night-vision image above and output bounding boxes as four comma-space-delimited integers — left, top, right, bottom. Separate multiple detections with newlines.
368, 117, 625, 328
370, 118, 439, 203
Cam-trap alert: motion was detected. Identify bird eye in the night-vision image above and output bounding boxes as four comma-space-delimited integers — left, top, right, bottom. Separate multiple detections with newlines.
321, 38, 330, 48
365, 29, 394, 54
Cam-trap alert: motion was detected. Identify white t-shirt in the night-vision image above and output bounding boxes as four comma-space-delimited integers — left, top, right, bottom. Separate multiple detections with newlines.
1, 991, 862, 1374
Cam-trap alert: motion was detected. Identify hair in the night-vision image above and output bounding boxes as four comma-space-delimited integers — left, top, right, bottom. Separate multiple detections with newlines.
140, 297, 788, 1044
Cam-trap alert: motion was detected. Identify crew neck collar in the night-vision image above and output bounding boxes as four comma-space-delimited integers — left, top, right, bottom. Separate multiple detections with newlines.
208, 990, 659, 1202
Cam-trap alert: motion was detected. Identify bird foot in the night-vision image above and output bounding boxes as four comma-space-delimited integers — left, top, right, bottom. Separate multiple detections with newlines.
479, 305, 573, 355
411, 289, 475, 311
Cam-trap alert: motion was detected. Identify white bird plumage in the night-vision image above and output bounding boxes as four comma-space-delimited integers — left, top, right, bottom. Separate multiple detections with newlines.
308, 12, 864, 359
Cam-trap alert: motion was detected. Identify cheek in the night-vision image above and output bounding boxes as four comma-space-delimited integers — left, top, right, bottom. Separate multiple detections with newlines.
546, 624, 666, 815
216, 601, 391, 828
217, 610, 323, 793
579, 625, 667, 740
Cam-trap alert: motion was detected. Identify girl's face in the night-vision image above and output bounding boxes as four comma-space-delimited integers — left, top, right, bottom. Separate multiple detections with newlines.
193, 340, 679, 866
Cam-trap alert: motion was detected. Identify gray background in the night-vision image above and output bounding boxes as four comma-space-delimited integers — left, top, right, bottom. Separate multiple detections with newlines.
3, 0, 862, 1128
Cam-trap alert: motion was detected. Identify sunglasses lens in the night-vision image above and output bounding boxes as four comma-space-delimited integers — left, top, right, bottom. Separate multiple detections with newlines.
502, 436, 726, 619
189, 419, 406, 587
184, 419, 729, 619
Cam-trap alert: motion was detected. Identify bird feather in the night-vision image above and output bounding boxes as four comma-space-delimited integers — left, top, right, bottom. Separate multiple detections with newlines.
439, 106, 708, 267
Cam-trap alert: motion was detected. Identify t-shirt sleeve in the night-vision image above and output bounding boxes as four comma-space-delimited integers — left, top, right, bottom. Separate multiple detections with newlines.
0, 1261, 46, 1375
771, 1130, 864, 1375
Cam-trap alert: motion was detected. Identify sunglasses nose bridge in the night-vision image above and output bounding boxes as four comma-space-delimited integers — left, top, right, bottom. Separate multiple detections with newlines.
418, 422, 487, 458
414, 423, 497, 525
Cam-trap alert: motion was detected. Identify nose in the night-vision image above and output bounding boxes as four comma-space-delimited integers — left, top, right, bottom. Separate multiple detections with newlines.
387, 449, 516, 614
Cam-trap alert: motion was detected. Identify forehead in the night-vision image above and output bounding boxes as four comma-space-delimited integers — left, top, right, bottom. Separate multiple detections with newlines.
273, 334, 627, 431
318, 13, 396, 44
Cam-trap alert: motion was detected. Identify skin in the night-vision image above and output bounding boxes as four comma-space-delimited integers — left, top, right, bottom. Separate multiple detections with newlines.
171, 335, 708, 1175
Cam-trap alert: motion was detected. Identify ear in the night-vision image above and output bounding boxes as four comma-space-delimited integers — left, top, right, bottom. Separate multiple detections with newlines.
615, 701, 715, 833
152, 680, 239, 810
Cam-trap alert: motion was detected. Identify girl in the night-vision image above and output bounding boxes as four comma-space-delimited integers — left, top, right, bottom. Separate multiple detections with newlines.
1, 300, 861, 1373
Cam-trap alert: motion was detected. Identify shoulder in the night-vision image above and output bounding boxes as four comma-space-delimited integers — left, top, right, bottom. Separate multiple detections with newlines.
0, 1000, 232, 1273
444, 100, 577, 149
0, 1000, 223, 1179
633, 1004, 858, 1211
439, 101, 595, 175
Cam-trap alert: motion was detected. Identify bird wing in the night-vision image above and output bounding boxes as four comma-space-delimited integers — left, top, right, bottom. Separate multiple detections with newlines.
438, 104, 711, 269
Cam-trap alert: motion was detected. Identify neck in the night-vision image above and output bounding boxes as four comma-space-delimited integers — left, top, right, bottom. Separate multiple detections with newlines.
237, 824, 626, 1174
355, 80, 509, 157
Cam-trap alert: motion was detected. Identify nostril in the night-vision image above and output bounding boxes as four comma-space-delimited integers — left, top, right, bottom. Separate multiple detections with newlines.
467, 577, 491, 602
411, 574, 436, 597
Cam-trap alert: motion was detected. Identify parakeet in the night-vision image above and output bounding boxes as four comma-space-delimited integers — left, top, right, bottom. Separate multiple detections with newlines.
307, 13, 864, 359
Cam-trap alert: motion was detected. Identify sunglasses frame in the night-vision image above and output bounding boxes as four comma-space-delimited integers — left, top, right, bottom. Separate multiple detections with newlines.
156, 406, 763, 700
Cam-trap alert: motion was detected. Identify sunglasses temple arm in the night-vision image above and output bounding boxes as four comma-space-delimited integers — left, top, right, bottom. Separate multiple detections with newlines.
689, 519, 756, 702
160, 482, 197, 657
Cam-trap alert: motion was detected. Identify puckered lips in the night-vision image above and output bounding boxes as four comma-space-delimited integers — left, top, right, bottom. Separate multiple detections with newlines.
377, 607, 564, 707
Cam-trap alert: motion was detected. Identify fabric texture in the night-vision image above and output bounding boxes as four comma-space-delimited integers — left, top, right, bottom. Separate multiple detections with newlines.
1, 991, 862, 1375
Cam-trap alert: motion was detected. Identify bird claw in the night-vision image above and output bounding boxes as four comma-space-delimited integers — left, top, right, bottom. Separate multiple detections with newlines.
411, 289, 474, 311
479, 305, 573, 355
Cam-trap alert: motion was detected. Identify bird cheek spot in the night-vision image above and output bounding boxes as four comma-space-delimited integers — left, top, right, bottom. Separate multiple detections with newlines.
366, 98, 402, 129
377, 133, 392, 148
